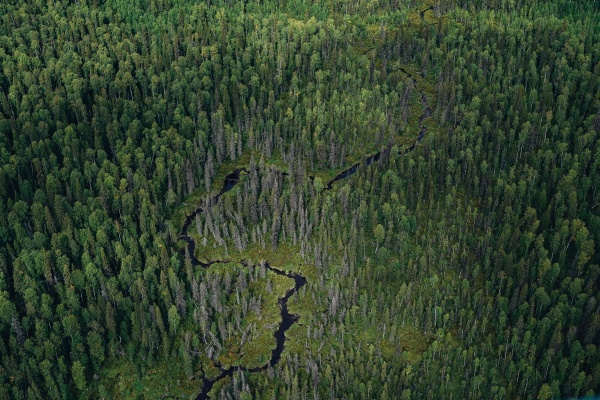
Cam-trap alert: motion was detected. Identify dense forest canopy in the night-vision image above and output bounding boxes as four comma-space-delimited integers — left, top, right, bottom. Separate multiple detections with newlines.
0, 0, 599, 399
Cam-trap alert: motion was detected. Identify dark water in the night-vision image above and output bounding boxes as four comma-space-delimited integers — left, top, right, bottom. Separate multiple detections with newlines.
323, 151, 383, 189
324, 162, 360, 189
178, 169, 309, 399
194, 263, 306, 400
180, 169, 245, 267
398, 67, 432, 153
263, 263, 307, 367
218, 169, 244, 196
184, 60, 433, 399
180, 207, 204, 266
322, 67, 433, 189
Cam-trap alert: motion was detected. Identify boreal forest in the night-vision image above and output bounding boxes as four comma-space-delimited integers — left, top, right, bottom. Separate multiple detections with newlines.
0, 0, 599, 399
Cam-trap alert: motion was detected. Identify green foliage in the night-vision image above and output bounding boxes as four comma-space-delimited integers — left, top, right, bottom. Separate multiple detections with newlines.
0, 0, 598, 399
374, 224, 385, 248
71, 361, 86, 392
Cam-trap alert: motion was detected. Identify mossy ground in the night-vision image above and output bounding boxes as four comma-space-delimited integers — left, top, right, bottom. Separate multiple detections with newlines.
92, 358, 199, 399
211, 263, 295, 370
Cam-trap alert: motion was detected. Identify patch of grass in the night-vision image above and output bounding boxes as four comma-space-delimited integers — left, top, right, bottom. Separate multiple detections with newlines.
203, 361, 224, 382
191, 236, 317, 279
237, 271, 295, 368
398, 326, 434, 363
212, 267, 295, 370
190, 255, 315, 375
206, 375, 232, 399
91, 358, 199, 399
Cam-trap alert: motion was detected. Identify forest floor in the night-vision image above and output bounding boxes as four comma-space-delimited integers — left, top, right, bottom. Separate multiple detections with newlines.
97, 358, 199, 399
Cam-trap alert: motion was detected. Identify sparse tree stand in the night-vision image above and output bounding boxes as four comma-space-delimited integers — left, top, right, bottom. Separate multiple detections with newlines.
0, 0, 598, 399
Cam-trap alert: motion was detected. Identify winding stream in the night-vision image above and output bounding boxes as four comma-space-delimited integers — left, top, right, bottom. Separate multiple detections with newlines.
194, 261, 306, 400
180, 64, 432, 399
324, 67, 432, 188
179, 171, 309, 400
